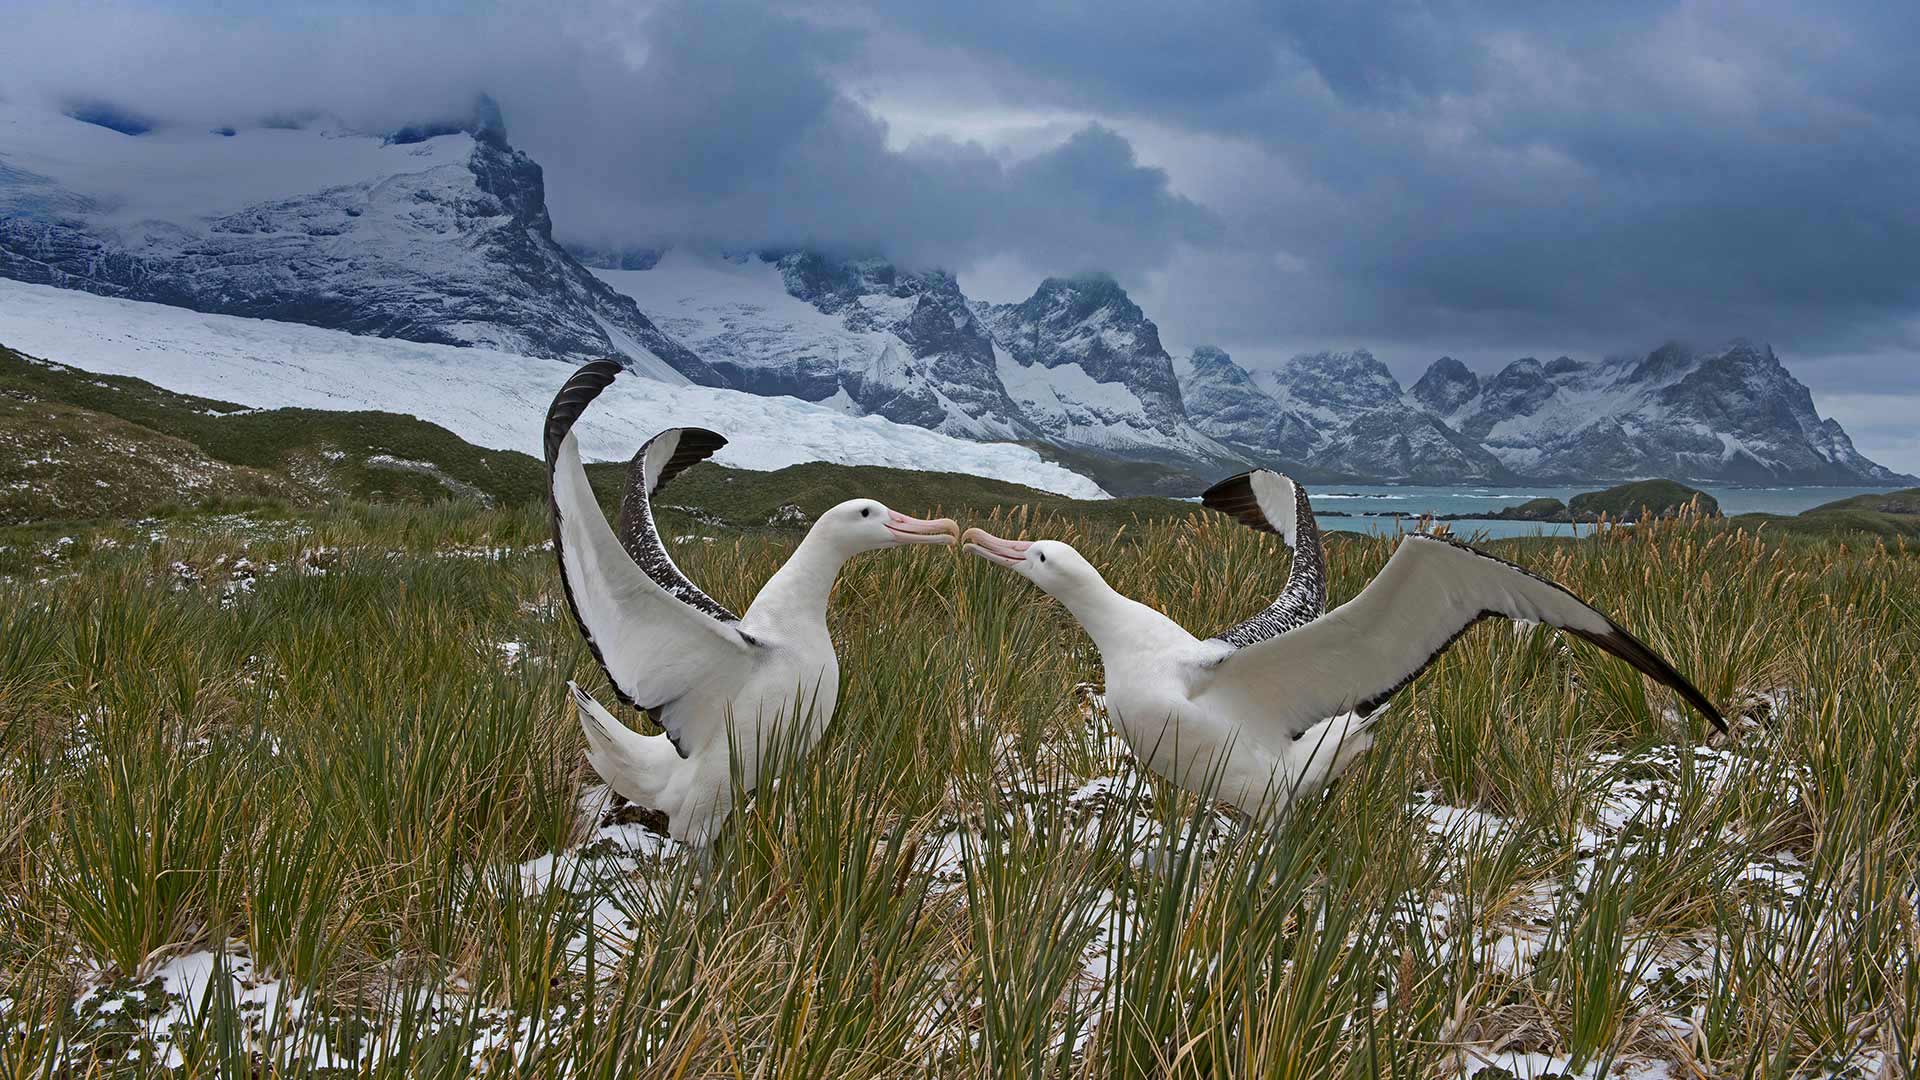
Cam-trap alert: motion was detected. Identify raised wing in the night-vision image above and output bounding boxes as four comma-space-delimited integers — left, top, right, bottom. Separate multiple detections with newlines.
545, 361, 754, 755
1201, 469, 1328, 648
614, 426, 734, 619
1192, 532, 1724, 740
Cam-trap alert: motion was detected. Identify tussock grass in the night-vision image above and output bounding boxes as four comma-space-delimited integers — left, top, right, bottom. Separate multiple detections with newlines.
0, 503, 1914, 1077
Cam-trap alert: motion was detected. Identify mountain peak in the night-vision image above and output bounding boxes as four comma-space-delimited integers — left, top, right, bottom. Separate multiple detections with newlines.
1023, 273, 1143, 326
1188, 344, 1235, 369
387, 93, 509, 148
1266, 349, 1402, 416
1410, 355, 1479, 416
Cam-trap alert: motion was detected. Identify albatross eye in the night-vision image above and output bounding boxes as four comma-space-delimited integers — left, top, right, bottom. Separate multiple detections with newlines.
1037, 552, 1047, 563
860, 507, 871, 518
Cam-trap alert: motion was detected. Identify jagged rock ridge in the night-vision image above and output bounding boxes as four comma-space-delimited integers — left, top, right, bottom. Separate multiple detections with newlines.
1429, 341, 1909, 484
1181, 346, 1512, 482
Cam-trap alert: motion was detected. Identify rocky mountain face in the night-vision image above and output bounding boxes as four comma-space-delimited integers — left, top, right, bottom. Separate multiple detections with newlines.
974, 275, 1230, 463
1408, 355, 1479, 416
1428, 342, 1908, 484
766, 253, 1034, 438
590, 253, 1230, 468
1179, 345, 1318, 461
0, 101, 721, 384
1179, 346, 1512, 482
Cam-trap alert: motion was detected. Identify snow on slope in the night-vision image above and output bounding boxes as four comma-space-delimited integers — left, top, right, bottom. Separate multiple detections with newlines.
0, 279, 1108, 498
0, 102, 723, 382
0, 103, 473, 236
594, 251, 1030, 440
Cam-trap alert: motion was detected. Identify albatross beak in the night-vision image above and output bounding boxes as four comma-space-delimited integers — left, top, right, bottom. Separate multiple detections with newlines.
961, 526, 1032, 567
886, 511, 961, 545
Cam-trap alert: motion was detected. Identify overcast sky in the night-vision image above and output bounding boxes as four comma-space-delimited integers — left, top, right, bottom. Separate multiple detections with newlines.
4, 1, 1916, 471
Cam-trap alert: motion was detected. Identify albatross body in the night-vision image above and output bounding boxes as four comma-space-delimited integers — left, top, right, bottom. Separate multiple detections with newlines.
964, 469, 1726, 821
545, 361, 958, 845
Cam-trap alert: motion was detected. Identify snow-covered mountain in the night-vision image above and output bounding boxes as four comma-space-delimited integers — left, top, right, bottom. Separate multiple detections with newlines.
0, 100, 720, 384
1427, 343, 1909, 484
1179, 345, 1318, 462
599, 255, 1236, 469
594, 251, 1032, 440
973, 275, 1233, 464
1178, 346, 1512, 482
1178, 342, 1906, 485
0, 278, 1107, 498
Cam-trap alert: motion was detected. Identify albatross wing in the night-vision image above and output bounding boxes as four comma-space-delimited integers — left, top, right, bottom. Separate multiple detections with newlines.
1191, 532, 1725, 739
614, 426, 735, 621
1201, 469, 1329, 648
545, 361, 755, 754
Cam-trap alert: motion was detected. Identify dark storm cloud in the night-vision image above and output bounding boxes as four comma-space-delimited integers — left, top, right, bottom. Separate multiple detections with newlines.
517, 2, 1215, 273
0, 0, 1212, 277
865, 0, 1920, 363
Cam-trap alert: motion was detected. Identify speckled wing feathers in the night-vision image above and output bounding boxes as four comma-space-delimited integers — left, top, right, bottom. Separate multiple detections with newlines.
1201, 470, 1328, 648
614, 427, 736, 622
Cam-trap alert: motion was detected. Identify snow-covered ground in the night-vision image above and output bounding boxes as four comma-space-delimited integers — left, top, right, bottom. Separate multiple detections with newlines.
0, 279, 1108, 498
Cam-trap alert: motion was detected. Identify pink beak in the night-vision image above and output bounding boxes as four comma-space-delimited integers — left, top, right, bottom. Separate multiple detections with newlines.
961, 526, 1032, 566
885, 510, 961, 545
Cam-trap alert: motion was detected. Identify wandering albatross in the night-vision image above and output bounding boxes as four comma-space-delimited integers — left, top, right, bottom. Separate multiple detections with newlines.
963, 468, 1726, 821
546, 360, 960, 845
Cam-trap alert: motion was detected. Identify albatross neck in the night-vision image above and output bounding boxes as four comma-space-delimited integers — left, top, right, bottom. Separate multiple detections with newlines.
748, 526, 855, 628
1053, 572, 1185, 659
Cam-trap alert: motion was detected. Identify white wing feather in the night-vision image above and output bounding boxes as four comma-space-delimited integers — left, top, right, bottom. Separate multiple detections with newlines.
1193, 533, 1723, 739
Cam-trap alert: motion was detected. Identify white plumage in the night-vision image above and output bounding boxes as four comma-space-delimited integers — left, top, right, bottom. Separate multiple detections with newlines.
964, 468, 1725, 821
546, 361, 958, 844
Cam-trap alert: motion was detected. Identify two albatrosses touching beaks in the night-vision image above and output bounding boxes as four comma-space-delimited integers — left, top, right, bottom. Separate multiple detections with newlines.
964, 468, 1727, 822
546, 360, 959, 845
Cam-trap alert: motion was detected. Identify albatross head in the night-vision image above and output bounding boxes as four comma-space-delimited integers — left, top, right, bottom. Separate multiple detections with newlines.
961, 528, 1099, 595
819, 499, 960, 555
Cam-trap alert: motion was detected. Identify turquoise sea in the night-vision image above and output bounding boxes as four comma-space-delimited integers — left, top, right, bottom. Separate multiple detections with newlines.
1307, 484, 1902, 540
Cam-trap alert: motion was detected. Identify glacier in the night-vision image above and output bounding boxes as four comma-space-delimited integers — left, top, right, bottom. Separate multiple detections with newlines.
0, 278, 1109, 499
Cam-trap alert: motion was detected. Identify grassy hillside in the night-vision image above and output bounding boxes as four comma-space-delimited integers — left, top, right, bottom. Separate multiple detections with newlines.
1726, 487, 1920, 540
0, 504, 1912, 1075
1567, 478, 1720, 521
1807, 487, 1920, 515
0, 343, 546, 521
2, 341, 1194, 534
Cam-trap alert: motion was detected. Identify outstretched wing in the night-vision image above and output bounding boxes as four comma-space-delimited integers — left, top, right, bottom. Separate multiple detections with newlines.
1192, 532, 1724, 740
545, 361, 754, 755
1201, 469, 1328, 648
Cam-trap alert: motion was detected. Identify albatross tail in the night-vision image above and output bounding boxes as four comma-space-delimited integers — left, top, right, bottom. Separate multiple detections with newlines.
569, 681, 678, 809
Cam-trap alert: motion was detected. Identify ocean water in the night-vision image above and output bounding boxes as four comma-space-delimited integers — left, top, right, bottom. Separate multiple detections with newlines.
1308, 484, 1901, 540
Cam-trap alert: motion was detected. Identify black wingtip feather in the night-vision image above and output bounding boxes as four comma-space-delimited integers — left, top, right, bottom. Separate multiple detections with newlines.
1570, 625, 1729, 734
543, 359, 624, 465
644, 427, 729, 493
1202, 471, 1279, 534
544, 359, 640, 712
1408, 533, 1727, 733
